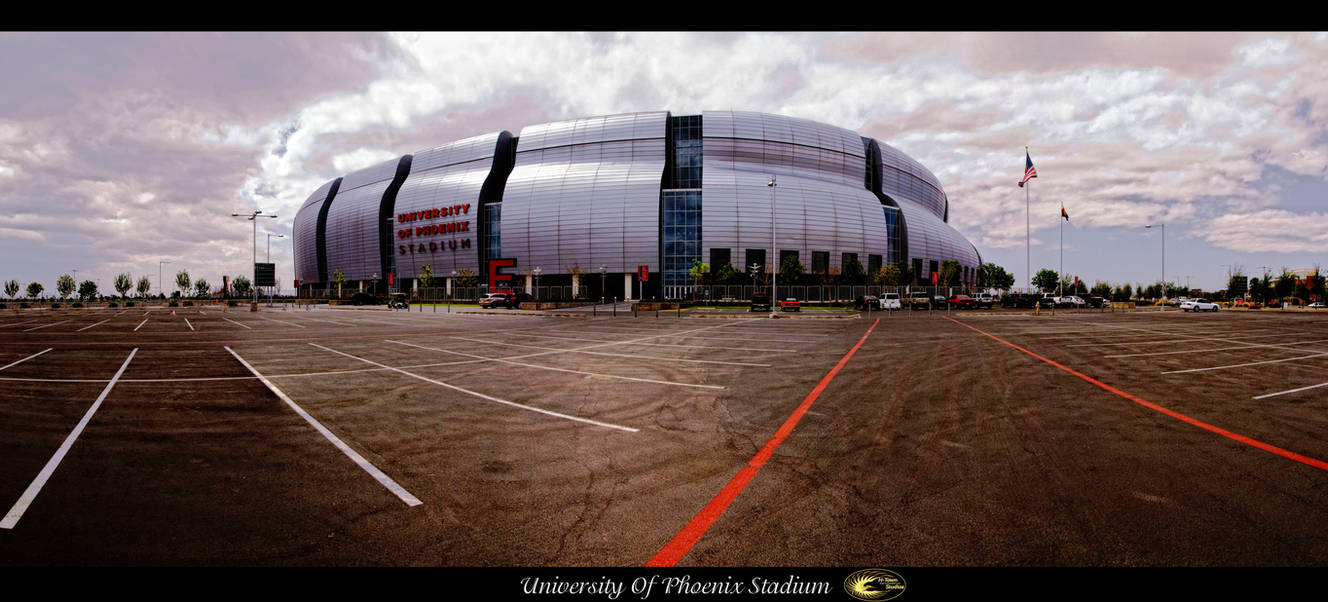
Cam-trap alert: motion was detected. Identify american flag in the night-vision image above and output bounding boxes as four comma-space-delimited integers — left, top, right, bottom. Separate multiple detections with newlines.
1018, 150, 1037, 187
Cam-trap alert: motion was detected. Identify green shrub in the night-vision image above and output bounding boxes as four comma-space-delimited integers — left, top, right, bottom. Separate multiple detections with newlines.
72, 302, 84, 308
168, 300, 179, 307
108, 302, 119, 308
20, 302, 30, 308
125, 301, 135, 307
227, 300, 238, 307
51, 303, 62, 309
183, 301, 194, 307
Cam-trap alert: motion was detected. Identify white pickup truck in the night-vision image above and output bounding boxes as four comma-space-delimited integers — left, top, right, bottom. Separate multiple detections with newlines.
881, 292, 901, 310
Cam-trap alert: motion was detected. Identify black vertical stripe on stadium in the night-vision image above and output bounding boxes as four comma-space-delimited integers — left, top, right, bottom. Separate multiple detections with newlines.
864, 137, 909, 272
378, 155, 414, 287
316, 177, 343, 284
478, 131, 516, 284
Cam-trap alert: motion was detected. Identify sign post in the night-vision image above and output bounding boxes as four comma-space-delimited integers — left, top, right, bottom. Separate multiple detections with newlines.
638, 265, 649, 303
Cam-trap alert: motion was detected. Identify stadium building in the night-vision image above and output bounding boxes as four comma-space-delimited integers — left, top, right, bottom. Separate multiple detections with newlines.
292, 110, 981, 300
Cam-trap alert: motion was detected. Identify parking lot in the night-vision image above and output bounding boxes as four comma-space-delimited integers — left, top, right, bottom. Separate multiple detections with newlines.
1, 305, 1326, 566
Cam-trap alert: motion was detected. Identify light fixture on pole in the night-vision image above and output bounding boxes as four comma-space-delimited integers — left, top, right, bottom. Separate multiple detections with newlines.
599, 264, 607, 304
159, 261, 170, 298
533, 266, 542, 299
233, 209, 277, 307
768, 175, 777, 318
1144, 223, 1164, 300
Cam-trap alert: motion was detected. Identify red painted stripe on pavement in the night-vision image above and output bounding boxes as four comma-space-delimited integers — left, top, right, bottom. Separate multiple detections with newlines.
646, 318, 881, 567
944, 316, 1328, 472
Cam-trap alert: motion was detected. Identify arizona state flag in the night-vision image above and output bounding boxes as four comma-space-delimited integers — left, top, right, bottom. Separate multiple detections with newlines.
1061, 204, 1070, 221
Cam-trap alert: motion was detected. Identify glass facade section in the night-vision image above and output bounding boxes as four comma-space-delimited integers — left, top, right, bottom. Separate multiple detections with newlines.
671, 115, 703, 189
485, 203, 502, 262
882, 206, 900, 266
662, 190, 702, 296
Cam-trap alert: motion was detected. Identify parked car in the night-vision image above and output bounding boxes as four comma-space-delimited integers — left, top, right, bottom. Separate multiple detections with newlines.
388, 293, 409, 309
750, 293, 772, 312
1038, 293, 1057, 308
479, 293, 509, 308
973, 293, 994, 309
946, 294, 976, 309
881, 292, 902, 310
906, 292, 931, 310
1180, 298, 1219, 312
1057, 296, 1087, 308
349, 292, 381, 306
1310, 302, 1325, 309
780, 298, 801, 312
932, 295, 948, 309
1002, 293, 1040, 309
854, 295, 879, 310
1085, 295, 1108, 308
503, 292, 532, 309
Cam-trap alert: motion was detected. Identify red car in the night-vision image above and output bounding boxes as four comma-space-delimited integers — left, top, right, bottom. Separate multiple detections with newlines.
780, 298, 801, 312
946, 294, 976, 309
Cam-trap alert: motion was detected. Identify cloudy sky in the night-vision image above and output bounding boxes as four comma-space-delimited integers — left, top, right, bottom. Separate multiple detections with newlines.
2, 31, 1325, 296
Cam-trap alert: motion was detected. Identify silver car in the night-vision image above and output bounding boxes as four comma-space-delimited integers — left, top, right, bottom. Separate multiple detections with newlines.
1180, 298, 1219, 312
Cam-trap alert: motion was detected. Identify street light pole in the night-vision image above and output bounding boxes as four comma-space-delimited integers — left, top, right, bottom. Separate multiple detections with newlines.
768, 175, 777, 318
233, 209, 277, 308
1145, 223, 1164, 300
600, 264, 607, 305
266, 233, 284, 299
159, 261, 170, 298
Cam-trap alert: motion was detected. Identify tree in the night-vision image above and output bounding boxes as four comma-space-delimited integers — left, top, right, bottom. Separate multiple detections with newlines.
56, 274, 75, 300
1091, 281, 1112, 298
333, 270, 346, 297
1308, 266, 1325, 303
714, 263, 743, 285
26, 282, 43, 299
136, 276, 151, 298
776, 255, 802, 288
1032, 268, 1060, 293
176, 270, 191, 297
873, 264, 901, 286
232, 275, 252, 298
115, 273, 132, 298
4, 279, 18, 300
78, 280, 99, 301
194, 279, 211, 298
418, 264, 435, 298
1274, 269, 1296, 302
979, 263, 1015, 292
689, 259, 710, 299
455, 268, 478, 289
842, 257, 867, 286
938, 259, 961, 287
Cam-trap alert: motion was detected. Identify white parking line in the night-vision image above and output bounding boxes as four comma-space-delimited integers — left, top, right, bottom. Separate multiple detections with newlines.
133, 319, 148, 331
309, 342, 640, 433
185, 318, 194, 331
2, 348, 137, 530
1106, 338, 1328, 358
23, 320, 70, 332
1069, 332, 1300, 347
447, 335, 771, 367
1161, 351, 1328, 374
76, 319, 111, 332
0, 348, 53, 372
223, 318, 252, 330
258, 316, 307, 328
1254, 381, 1328, 400
503, 331, 796, 353
386, 340, 728, 389
225, 346, 422, 507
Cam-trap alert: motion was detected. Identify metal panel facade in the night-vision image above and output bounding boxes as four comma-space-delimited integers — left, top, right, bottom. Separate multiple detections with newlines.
501, 112, 667, 274
701, 111, 888, 272
892, 194, 980, 273
292, 178, 335, 285
878, 141, 948, 221
324, 157, 406, 282
391, 132, 501, 280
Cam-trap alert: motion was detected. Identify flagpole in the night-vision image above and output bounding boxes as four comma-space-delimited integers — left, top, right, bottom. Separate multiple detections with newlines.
1059, 203, 1063, 298
1025, 146, 1030, 293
